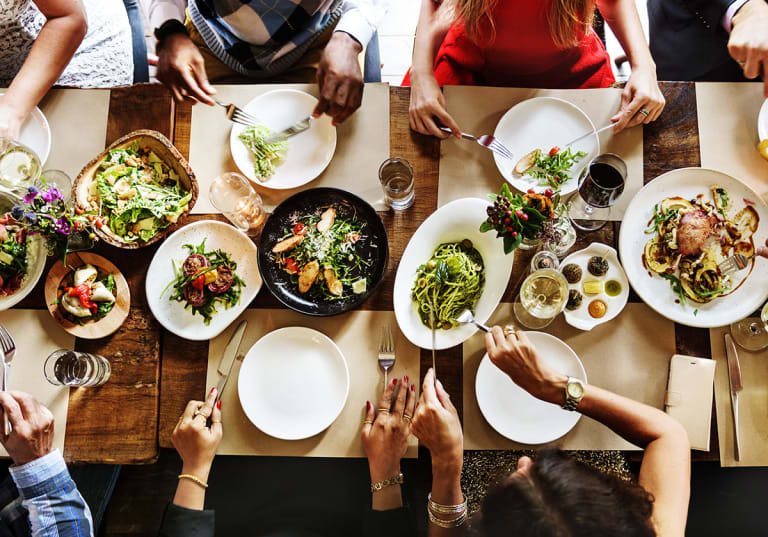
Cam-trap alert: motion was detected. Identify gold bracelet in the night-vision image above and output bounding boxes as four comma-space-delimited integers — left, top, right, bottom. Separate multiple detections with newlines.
178, 474, 208, 489
428, 509, 467, 528
428, 492, 467, 514
370, 472, 404, 492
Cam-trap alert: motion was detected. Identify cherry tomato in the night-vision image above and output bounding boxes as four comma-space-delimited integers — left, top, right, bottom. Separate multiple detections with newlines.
86, 214, 94, 222
544, 189, 554, 197
94, 219, 104, 229
549, 146, 560, 156
74, 206, 85, 215
191, 274, 206, 290
527, 188, 535, 194
293, 223, 307, 235
285, 258, 299, 274
554, 176, 562, 183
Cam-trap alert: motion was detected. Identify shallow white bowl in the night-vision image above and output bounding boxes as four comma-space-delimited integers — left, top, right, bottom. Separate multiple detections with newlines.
0, 235, 46, 312
393, 198, 515, 349
619, 168, 768, 328
492, 97, 599, 196
229, 89, 336, 190
145, 220, 262, 340
475, 332, 586, 444
238, 326, 349, 440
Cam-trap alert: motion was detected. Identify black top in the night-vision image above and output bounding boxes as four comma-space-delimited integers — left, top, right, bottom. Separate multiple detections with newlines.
648, 0, 751, 81
158, 503, 415, 537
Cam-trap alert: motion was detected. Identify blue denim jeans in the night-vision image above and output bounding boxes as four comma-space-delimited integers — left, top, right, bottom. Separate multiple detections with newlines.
123, 0, 149, 83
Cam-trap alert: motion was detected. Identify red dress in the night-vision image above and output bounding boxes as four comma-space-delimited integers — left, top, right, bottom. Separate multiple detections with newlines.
403, 0, 615, 89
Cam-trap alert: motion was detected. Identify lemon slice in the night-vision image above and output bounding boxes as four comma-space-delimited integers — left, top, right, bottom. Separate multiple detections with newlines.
758, 139, 768, 161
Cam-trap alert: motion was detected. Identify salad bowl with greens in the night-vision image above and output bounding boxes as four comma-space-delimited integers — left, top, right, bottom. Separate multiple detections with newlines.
73, 130, 198, 249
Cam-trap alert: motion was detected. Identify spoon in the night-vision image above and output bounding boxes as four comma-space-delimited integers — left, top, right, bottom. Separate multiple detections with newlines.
454, 310, 490, 332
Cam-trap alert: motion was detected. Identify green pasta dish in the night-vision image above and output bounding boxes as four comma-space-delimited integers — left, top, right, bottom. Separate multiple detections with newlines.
239, 126, 288, 182
411, 240, 485, 329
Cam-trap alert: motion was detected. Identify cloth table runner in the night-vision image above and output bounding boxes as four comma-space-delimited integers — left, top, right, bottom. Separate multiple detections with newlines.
206, 309, 419, 457
439, 86, 643, 220
0, 310, 74, 457
189, 83, 390, 213
462, 303, 675, 451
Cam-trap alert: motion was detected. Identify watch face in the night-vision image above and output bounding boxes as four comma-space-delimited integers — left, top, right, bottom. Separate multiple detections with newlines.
567, 381, 584, 398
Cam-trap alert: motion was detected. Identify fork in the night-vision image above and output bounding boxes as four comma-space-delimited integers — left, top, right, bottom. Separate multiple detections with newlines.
439, 127, 515, 160
0, 326, 16, 435
214, 99, 261, 128
718, 254, 753, 276
378, 326, 395, 388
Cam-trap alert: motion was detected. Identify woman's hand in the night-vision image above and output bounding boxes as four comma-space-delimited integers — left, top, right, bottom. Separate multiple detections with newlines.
0, 97, 25, 142
411, 368, 463, 475
171, 387, 223, 481
610, 64, 665, 133
408, 70, 461, 139
485, 327, 567, 405
362, 376, 416, 482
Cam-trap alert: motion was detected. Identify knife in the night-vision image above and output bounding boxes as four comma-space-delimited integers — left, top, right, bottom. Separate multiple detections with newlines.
429, 309, 437, 382
263, 116, 312, 145
724, 334, 743, 461
561, 123, 614, 150
0, 344, 8, 436
215, 320, 248, 402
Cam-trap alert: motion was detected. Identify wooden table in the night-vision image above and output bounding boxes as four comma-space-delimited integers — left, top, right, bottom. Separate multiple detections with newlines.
17, 81, 718, 464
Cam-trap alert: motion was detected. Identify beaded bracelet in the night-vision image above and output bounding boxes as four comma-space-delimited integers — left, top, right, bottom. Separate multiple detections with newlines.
370, 472, 404, 493
178, 474, 208, 489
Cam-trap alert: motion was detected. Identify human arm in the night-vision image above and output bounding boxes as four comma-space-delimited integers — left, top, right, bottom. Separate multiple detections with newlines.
411, 369, 466, 537
0, 0, 87, 141
727, 0, 768, 97
0, 391, 94, 537
597, 0, 665, 131
146, 0, 187, 29
408, 0, 461, 138
160, 388, 222, 537
485, 327, 691, 537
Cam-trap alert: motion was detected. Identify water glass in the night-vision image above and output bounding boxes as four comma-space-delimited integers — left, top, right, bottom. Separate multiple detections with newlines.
379, 157, 414, 210
44, 350, 111, 387
209, 172, 266, 237
568, 153, 627, 231
730, 301, 768, 351
36, 169, 72, 205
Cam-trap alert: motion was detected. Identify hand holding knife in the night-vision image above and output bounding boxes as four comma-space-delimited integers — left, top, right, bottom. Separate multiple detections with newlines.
214, 320, 248, 406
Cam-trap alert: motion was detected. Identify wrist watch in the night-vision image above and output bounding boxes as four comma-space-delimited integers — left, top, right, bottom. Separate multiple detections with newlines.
154, 19, 188, 47
561, 377, 585, 411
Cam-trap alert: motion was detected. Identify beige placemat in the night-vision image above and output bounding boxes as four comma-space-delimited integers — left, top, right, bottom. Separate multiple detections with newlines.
206, 309, 419, 457
0, 310, 74, 457
189, 83, 390, 213
463, 303, 674, 451
710, 325, 768, 467
38, 89, 110, 179
439, 86, 643, 220
696, 83, 768, 202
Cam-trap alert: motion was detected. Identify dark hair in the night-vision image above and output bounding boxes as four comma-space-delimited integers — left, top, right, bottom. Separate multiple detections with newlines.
478, 450, 656, 537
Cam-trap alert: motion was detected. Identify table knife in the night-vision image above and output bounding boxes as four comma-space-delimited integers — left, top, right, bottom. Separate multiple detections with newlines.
562, 123, 614, 150
429, 310, 437, 381
263, 116, 312, 145
724, 333, 743, 461
215, 320, 248, 402
0, 345, 7, 436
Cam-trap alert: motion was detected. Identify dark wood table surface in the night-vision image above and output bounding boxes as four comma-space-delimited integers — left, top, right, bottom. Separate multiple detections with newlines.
15, 82, 718, 464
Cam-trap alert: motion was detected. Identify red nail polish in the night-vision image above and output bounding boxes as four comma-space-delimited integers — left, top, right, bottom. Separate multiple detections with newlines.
366, 401, 371, 410
404, 376, 409, 383
411, 384, 415, 391
392, 378, 397, 385
216, 400, 221, 410
210, 387, 216, 395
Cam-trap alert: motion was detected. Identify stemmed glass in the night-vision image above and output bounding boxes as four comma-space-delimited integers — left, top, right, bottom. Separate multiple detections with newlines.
568, 153, 627, 231
730, 302, 768, 351
209, 172, 266, 237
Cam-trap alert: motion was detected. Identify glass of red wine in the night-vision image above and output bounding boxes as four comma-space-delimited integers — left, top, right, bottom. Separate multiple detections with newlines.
568, 153, 627, 231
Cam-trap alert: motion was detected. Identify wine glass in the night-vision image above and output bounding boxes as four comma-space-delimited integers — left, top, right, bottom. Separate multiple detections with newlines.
513, 268, 569, 329
568, 153, 627, 231
730, 302, 768, 351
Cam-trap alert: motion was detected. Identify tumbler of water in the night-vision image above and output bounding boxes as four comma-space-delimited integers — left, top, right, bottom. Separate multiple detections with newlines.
209, 172, 266, 236
44, 350, 111, 387
378, 157, 414, 210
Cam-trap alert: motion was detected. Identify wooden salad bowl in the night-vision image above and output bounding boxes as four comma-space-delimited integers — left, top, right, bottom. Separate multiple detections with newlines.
73, 130, 198, 249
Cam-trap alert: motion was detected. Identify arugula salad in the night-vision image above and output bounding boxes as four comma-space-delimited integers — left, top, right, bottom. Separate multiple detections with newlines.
239, 126, 288, 182
163, 239, 245, 325
514, 146, 587, 192
0, 222, 30, 296
93, 142, 192, 243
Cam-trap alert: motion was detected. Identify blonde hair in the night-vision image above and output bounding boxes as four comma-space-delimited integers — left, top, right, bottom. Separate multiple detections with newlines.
449, 0, 595, 48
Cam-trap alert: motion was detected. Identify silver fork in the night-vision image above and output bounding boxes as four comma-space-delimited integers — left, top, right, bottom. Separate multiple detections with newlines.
439, 127, 515, 160
214, 99, 261, 128
0, 326, 16, 435
377, 326, 395, 388
718, 254, 753, 276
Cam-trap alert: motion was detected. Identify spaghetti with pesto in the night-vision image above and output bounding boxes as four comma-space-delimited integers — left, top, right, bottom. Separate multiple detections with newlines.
411, 240, 485, 329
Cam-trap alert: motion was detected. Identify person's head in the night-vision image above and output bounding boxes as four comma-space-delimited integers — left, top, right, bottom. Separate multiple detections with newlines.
449, 0, 596, 48
478, 450, 656, 537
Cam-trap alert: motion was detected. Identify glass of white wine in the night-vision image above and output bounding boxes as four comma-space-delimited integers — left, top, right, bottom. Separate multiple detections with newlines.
513, 268, 569, 329
0, 139, 41, 192
729, 301, 768, 351
209, 172, 265, 237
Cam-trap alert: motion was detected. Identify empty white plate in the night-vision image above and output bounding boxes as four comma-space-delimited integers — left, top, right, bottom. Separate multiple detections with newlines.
492, 97, 599, 196
475, 332, 586, 444
229, 89, 336, 189
238, 327, 350, 440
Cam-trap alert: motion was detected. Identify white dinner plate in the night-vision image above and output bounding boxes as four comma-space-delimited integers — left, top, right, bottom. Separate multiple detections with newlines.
0, 235, 46, 312
560, 243, 629, 331
475, 332, 586, 444
393, 198, 516, 349
619, 168, 768, 328
238, 327, 349, 440
492, 97, 599, 196
145, 220, 263, 340
759, 99, 767, 142
229, 89, 336, 189
1, 94, 50, 165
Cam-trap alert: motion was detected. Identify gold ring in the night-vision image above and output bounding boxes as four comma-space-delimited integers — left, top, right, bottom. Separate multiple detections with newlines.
640, 108, 650, 117
211, 420, 221, 424
503, 325, 517, 337
377, 408, 389, 413
193, 409, 209, 418
403, 414, 413, 421
363, 420, 374, 425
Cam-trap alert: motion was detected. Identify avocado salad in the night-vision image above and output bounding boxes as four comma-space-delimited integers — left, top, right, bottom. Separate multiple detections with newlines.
93, 142, 192, 243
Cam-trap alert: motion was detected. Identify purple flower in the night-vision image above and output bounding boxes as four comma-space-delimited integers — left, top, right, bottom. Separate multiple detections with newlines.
22, 191, 37, 205
27, 186, 38, 194
41, 187, 62, 204
54, 217, 71, 236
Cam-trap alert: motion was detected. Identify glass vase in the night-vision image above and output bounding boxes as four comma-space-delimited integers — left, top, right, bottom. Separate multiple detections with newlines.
542, 215, 577, 258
